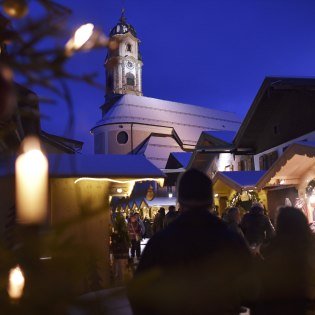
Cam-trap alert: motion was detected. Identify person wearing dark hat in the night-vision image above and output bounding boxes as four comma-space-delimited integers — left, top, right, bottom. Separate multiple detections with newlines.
128, 169, 252, 315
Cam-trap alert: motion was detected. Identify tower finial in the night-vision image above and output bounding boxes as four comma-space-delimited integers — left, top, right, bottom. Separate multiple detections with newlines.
120, 6, 126, 23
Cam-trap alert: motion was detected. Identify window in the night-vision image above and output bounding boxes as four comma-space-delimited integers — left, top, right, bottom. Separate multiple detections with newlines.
259, 151, 278, 170
107, 74, 113, 89
246, 156, 255, 171
117, 131, 128, 144
126, 72, 135, 86
238, 160, 246, 171
126, 43, 132, 52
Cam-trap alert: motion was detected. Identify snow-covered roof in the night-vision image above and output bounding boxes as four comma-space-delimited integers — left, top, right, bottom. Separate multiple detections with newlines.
0, 154, 165, 178
203, 131, 236, 144
138, 135, 184, 168
213, 171, 266, 192
93, 94, 241, 146
145, 197, 177, 207
170, 152, 192, 168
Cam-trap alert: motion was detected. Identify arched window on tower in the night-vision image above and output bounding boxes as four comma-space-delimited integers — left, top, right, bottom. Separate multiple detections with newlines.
126, 43, 132, 52
126, 72, 135, 86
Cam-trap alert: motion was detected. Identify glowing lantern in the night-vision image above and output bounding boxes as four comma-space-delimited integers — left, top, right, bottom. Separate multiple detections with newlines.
3, 0, 28, 18
65, 23, 94, 53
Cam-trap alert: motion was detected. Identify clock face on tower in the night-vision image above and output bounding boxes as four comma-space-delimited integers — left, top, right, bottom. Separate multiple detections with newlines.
126, 60, 134, 70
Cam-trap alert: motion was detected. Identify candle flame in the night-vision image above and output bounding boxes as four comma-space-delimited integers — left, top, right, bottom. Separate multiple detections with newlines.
21, 136, 41, 153
8, 266, 25, 299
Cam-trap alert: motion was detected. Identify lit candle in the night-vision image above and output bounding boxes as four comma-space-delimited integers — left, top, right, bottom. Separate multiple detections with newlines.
8, 266, 25, 300
15, 137, 48, 224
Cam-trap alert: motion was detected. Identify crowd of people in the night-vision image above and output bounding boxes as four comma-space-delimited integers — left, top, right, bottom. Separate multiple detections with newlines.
125, 205, 180, 262
127, 169, 315, 315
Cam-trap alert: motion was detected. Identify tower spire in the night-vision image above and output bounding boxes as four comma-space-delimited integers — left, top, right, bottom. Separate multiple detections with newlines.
120, 1, 126, 23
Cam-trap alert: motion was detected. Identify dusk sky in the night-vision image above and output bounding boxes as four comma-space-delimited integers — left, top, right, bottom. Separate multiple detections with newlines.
38, 0, 315, 153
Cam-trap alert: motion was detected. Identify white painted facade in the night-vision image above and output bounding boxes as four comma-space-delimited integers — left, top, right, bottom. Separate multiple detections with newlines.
105, 15, 143, 96
93, 14, 241, 169
211, 131, 315, 174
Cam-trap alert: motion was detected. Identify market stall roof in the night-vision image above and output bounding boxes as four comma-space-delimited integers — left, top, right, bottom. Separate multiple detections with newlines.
170, 152, 192, 169
213, 171, 266, 193
145, 197, 177, 208
203, 131, 236, 145
0, 154, 165, 179
256, 142, 315, 190
165, 152, 192, 170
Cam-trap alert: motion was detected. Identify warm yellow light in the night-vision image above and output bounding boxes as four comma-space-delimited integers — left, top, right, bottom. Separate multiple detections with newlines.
116, 188, 123, 194
214, 193, 219, 198
15, 137, 48, 224
280, 179, 285, 185
8, 266, 25, 299
74, 177, 164, 187
66, 23, 94, 52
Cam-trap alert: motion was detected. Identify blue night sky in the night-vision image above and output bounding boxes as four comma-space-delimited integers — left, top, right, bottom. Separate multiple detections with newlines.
38, 0, 315, 153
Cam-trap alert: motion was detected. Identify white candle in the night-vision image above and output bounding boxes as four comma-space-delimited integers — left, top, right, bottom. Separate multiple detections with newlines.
15, 137, 48, 224
8, 265, 25, 299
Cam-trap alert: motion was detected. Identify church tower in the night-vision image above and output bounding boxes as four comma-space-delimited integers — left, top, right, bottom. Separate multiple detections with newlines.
105, 10, 143, 97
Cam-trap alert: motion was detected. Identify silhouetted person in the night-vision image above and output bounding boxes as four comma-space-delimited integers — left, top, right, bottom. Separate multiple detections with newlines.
152, 207, 165, 234
143, 217, 153, 238
127, 214, 142, 260
128, 169, 252, 315
252, 207, 313, 315
163, 205, 178, 228
241, 203, 275, 247
226, 207, 245, 240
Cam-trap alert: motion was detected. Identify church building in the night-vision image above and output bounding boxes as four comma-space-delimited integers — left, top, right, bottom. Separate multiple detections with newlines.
91, 11, 241, 169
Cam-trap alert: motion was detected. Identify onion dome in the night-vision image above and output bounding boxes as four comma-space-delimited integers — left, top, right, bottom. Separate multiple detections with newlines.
109, 9, 137, 37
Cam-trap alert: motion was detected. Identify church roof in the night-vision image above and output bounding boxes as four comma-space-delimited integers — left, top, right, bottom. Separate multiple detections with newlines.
134, 134, 184, 169
109, 10, 137, 37
94, 94, 241, 148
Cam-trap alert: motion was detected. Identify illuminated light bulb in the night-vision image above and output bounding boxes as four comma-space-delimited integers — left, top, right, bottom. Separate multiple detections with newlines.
214, 193, 219, 198
168, 193, 173, 198
3, 0, 29, 19
66, 23, 94, 52
15, 137, 48, 224
8, 266, 25, 299
116, 188, 123, 194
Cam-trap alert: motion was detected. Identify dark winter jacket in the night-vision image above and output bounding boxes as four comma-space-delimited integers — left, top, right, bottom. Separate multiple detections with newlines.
240, 211, 275, 245
163, 210, 178, 228
128, 209, 252, 315
251, 235, 314, 315
152, 212, 165, 234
